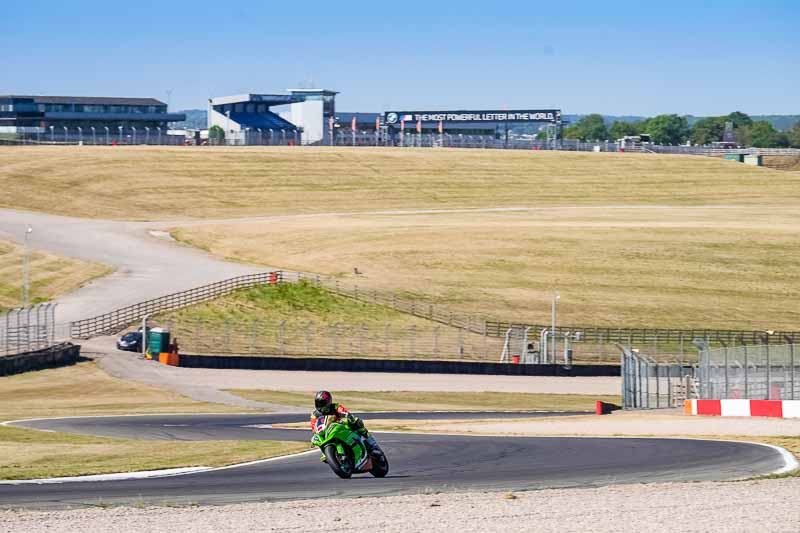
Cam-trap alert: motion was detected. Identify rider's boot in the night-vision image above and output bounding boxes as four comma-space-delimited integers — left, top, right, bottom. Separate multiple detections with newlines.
363, 434, 381, 455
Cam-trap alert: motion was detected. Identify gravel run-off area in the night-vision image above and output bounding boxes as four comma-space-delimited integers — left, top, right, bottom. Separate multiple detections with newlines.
3, 478, 800, 533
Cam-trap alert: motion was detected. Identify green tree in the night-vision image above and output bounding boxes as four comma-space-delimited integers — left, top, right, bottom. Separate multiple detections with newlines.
788, 121, 800, 148
208, 125, 225, 143
643, 114, 690, 145
747, 120, 788, 148
690, 116, 725, 145
578, 114, 609, 141
562, 125, 582, 140
563, 114, 609, 141
725, 111, 753, 129
609, 120, 642, 140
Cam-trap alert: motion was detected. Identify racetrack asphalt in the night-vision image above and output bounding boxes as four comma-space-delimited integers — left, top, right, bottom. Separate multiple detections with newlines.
0, 209, 264, 324
0, 412, 788, 509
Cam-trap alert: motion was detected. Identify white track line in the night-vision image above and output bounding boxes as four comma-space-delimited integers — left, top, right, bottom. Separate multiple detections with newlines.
0, 450, 318, 485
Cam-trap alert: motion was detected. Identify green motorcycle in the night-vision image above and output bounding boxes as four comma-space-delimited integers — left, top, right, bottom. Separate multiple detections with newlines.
311, 415, 389, 479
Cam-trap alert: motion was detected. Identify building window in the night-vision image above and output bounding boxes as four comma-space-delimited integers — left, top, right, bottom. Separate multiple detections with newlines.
234, 104, 244, 112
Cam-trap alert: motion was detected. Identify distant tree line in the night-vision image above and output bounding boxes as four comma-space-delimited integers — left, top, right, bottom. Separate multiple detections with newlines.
561, 111, 800, 148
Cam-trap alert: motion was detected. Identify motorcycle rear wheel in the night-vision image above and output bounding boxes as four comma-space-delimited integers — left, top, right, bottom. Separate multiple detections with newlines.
324, 445, 353, 479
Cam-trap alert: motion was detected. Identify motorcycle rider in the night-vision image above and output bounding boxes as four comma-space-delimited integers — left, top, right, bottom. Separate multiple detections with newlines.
311, 390, 381, 454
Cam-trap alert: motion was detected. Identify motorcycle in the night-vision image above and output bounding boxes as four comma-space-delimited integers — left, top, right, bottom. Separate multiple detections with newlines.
310, 415, 389, 479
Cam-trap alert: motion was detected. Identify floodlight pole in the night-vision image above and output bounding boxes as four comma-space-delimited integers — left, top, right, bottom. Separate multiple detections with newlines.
22, 225, 33, 307
551, 292, 560, 363
142, 314, 149, 358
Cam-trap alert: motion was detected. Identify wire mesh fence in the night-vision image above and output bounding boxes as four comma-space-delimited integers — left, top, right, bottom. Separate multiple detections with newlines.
8, 127, 185, 146
621, 346, 697, 409
0, 304, 58, 356
697, 343, 800, 401
69, 268, 800, 364
155, 318, 503, 361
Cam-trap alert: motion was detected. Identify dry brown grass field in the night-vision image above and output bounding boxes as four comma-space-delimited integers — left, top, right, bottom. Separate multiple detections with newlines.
3, 146, 799, 330
0, 239, 112, 311
2, 146, 799, 220
173, 206, 800, 330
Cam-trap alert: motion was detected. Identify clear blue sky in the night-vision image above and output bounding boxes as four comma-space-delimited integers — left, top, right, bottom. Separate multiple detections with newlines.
4, 0, 798, 116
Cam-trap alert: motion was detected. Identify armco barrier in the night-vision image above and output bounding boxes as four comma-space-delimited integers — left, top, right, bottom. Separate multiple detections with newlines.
177, 353, 620, 376
0, 342, 81, 376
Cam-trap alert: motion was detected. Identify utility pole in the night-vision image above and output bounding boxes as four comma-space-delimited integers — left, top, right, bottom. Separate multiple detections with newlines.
551, 291, 560, 363
22, 225, 33, 307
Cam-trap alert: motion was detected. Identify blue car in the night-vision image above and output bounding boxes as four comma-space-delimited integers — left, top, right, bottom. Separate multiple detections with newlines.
116, 331, 142, 352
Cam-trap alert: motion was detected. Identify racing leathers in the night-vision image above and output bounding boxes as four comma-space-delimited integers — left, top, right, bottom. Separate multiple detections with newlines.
311, 403, 381, 454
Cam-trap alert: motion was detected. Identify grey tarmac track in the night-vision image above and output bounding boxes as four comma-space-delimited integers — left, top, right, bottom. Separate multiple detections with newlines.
0, 412, 788, 509
0, 209, 264, 324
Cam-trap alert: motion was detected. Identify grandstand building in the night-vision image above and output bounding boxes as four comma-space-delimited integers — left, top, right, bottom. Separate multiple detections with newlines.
208, 89, 337, 145
0, 95, 184, 136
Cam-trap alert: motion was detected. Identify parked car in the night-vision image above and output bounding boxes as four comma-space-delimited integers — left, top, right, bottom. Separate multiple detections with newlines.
117, 331, 143, 352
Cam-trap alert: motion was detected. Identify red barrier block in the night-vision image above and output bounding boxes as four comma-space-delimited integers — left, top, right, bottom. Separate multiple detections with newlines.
750, 400, 783, 418
595, 400, 621, 415
695, 400, 721, 416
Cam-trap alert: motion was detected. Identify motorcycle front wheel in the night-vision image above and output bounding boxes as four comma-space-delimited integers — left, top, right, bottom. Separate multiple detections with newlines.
323, 445, 353, 479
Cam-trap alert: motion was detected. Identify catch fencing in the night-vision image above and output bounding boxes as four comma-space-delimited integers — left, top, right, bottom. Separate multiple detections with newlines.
68, 269, 800, 365
697, 343, 800, 401
486, 321, 799, 363
155, 318, 502, 361
621, 346, 697, 409
7, 126, 799, 158
0, 304, 58, 356
7, 127, 185, 146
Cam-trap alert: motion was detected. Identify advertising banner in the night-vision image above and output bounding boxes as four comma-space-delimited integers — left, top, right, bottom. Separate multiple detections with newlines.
384, 109, 561, 125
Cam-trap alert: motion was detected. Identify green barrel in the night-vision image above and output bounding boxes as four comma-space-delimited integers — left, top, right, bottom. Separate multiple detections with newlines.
724, 153, 744, 163
148, 327, 171, 355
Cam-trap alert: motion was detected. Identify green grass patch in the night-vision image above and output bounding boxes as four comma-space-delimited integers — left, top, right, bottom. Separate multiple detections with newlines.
227, 390, 618, 412
161, 280, 425, 326
0, 426, 308, 480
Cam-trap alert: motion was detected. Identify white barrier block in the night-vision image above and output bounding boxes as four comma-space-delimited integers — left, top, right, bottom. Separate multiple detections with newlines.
720, 399, 751, 417
781, 400, 800, 419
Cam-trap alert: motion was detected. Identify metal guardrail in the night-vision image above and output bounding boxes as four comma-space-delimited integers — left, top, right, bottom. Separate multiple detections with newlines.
70, 272, 281, 338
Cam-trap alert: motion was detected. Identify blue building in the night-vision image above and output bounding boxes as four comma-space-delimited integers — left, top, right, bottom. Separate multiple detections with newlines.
0, 95, 184, 140
208, 89, 337, 145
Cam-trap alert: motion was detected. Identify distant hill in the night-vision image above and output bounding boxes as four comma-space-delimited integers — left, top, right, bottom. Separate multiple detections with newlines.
751, 115, 800, 131
172, 109, 207, 130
